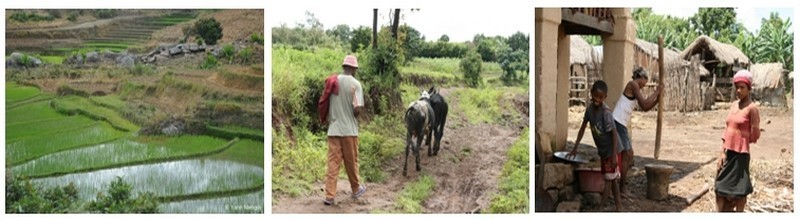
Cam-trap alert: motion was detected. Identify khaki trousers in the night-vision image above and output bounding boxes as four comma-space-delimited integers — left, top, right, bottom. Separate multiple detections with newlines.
325, 136, 361, 200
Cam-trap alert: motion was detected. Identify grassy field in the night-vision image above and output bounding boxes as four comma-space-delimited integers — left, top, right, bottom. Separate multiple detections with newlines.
452, 87, 525, 124
487, 128, 529, 213
392, 174, 435, 213
53, 96, 140, 132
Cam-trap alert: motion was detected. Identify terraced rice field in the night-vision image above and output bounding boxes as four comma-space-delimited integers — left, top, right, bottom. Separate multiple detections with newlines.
5, 83, 265, 213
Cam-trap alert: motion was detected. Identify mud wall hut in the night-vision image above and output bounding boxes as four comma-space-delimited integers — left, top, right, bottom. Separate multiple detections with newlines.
680, 35, 751, 102
636, 39, 714, 111
749, 63, 787, 107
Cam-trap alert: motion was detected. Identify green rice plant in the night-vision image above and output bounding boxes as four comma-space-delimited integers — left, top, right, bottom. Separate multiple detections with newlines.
12, 136, 231, 178
52, 96, 140, 132
205, 124, 264, 141
208, 139, 264, 168
6, 83, 41, 103
6, 116, 96, 141
6, 122, 125, 165
159, 191, 263, 213
89, 95, 126, 110
6, 100, 64, 124
487, 128, 529, 213
33, 160, 264, 201
129, 64, 155, 76
393, 175, 435, 213
38, 55, 65, 65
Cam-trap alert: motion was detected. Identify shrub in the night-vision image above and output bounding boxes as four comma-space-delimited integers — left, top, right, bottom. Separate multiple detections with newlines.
6, 175, 79, 213
129, 64, 155, 76
200, 55, 218, 69
188, 18, 223, 45
93, 9, 117, 19
250, 33, 264, 45
237, 47, 253, 64
9, 12, 55, 22
87, 177, 159, 213
221, 44, 236, 63
67, 11, 79, 22
460, 49, 483, 87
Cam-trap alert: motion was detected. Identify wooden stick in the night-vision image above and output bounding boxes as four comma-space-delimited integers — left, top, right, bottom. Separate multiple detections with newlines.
655, 36, 665, 160
685, 183, 711, 205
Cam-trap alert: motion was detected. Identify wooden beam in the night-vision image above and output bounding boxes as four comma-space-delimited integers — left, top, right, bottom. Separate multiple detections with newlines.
655, 36, 665, 160
561, 8, 614, 35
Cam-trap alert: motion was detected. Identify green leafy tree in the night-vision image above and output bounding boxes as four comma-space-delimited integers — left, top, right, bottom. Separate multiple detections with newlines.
460, 49, 483, 87
438, 34, 450, 42
400, 25, 425, 63
350, 26, 373, 52
753, 12, 793, 70
507, 32, 529, 52
189, 18, 223, 45
326, 24, 352, 46
689, 8, 738, 43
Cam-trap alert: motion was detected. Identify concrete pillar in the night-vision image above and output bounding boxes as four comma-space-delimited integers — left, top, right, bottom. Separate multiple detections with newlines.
555, 25, 570, 152
602, 8, 636, 109
535, 8, 561, 152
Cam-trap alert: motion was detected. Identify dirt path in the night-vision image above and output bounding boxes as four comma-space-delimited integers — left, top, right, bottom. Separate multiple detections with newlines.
272, 88, 524, 213
565, 104, 793, 212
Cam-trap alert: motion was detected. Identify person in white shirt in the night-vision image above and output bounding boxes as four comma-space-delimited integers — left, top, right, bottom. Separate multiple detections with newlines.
612, 67, 662, 198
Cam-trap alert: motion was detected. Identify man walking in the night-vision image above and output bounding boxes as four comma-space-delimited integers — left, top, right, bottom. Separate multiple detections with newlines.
324, 55, 367, 205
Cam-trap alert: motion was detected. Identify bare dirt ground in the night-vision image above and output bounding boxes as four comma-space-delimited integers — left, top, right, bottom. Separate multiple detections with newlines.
272, 88, 527, 213
565, 101, 793, 212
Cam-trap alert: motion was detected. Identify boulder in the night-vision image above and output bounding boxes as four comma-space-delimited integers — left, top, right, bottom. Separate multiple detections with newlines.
540, 163, 574, 189
559, 187, 575, 202
189, 44, 200, 52
547, 189, 559, 203
85, 52, 100, 63
118, 55, 135, 67
583, 192, 602, 206
169, 47, 183, 56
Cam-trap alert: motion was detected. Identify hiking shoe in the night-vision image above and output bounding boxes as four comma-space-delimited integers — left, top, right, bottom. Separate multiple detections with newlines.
352, 185, 366, 199
323, 198, 334, 206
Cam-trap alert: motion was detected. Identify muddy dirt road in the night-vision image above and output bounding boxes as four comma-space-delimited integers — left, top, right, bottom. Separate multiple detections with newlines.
272, 88, 527, 213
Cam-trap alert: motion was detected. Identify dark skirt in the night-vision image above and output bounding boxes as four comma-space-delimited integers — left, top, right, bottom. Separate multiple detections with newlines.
715, 150, 753, 198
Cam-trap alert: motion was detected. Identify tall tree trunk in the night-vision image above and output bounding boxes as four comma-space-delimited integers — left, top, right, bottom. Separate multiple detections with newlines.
391, 9, 400, 40
372, 9, 378, 49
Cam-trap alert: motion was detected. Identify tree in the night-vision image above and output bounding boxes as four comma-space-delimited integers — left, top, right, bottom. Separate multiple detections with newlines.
507, 32, 529, 52
753, 12, 793, 70
438, 34, 450, 42
351, 26, 372, 52
400, 25, 424, 63
326, 24, 352, 45
189, 18, 223, 45
87, 177, 159, 213
460, 49, 483, 87
499, 48, 529, 85
689, 8, 738, 43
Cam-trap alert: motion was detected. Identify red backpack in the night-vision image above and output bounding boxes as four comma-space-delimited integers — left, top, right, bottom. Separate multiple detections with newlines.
318, 74, 339, 125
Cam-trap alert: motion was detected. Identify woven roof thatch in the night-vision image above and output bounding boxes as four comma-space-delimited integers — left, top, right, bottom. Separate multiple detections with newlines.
680, 35, 751, 65
750, 63, 785, 89
570, 36, 602, 66
635, 39, 681, 63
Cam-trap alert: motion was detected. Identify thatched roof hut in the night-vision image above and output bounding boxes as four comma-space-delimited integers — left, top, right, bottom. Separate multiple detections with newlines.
569, 36, 602, 66
749, 63, 787, 107
680, 35, 751, 66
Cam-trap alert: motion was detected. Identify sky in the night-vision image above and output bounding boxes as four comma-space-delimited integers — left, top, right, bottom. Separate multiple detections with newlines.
651, 7, 794, 34
268, 6, 531, 42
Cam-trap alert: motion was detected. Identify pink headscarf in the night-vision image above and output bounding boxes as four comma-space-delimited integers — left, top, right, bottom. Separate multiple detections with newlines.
733, 70, 753, 88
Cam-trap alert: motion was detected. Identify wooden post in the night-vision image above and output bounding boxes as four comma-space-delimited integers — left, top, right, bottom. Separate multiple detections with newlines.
372, 9, 378, 49
655, 36, 665, 160
645, 164, 674, 200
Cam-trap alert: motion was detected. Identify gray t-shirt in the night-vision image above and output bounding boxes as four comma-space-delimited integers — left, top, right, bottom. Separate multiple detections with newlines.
584, 103, 623, 159
327, 74, 364, 136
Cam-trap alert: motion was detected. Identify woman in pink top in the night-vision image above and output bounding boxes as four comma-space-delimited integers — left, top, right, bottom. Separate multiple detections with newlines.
715, 70, 761, 212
